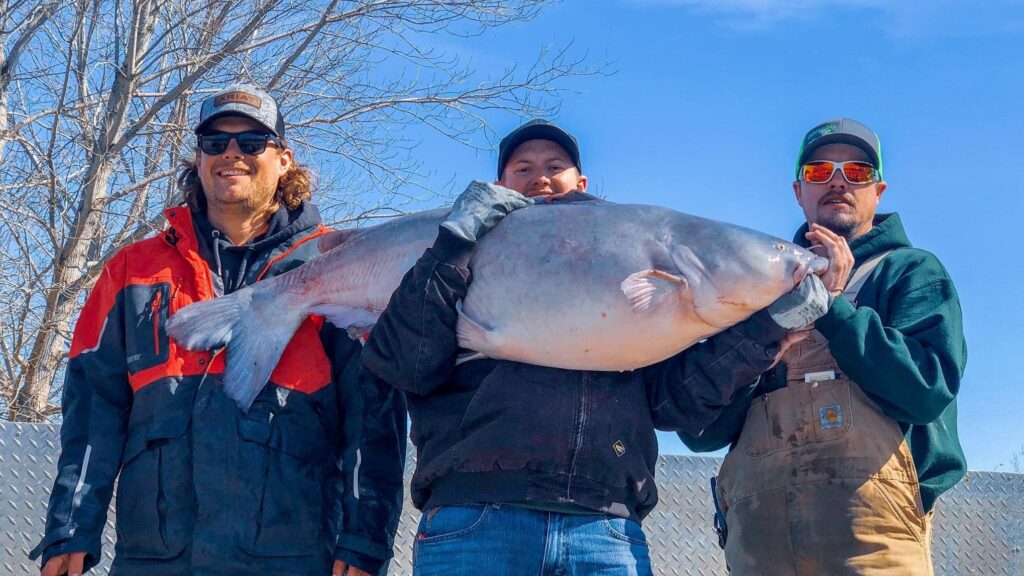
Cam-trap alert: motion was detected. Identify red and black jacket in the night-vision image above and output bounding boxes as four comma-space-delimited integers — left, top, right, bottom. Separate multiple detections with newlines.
32, 204, 406, 575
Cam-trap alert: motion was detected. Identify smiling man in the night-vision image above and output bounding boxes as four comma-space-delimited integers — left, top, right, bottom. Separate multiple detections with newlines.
679, 118, 968, 575
362, 119, 835, 576
495, 119, 587, 198
31, 85, 406, 576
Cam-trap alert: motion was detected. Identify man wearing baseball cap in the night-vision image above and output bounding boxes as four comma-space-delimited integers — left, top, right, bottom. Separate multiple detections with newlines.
680, 118, 968, 574
362, 119, 834, 575
31, 84, 406, 576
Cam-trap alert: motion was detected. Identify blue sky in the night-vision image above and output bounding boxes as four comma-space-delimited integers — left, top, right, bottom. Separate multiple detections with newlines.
396, 1, 1023, 471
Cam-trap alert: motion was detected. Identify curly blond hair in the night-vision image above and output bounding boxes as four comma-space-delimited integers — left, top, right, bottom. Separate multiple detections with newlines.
177, 147, 316, 211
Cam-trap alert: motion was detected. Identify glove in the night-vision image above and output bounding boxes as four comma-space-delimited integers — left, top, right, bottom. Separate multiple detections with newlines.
441, 181, 532, 243
766, 274, 831, 330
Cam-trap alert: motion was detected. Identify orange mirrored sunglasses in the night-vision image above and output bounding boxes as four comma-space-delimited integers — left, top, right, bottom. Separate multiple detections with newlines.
800, 160, 879, 184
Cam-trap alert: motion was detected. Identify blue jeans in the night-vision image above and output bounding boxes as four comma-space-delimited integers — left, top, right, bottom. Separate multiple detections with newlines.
412, 503, 653, 576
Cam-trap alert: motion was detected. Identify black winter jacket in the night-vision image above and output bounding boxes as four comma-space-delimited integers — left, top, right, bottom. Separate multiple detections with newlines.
363, 195, 786, 522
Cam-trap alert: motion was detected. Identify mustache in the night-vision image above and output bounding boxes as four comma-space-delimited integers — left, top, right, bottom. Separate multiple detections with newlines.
819, 193, 853, 206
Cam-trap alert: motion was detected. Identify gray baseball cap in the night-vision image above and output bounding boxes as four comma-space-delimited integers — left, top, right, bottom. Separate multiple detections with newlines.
497, 119, 581, 179
796, 117, 883, 179
194, 84, 286, 137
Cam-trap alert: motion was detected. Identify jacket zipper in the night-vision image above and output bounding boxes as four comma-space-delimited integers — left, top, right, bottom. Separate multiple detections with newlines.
150, 289, 163, 356
565, 372, 589, 501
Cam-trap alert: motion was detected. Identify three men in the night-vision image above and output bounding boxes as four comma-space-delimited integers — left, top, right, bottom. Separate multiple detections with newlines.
31, 85, 406, 576
361, 119, 831, 576
681, 118, 967, 575
31, 99, 961, 575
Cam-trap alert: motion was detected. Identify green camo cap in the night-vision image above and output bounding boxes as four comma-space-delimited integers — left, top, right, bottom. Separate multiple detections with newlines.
796, 117, 883, 179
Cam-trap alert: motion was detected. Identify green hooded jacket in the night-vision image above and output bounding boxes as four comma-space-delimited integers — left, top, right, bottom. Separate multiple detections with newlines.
680, 212, 968, 512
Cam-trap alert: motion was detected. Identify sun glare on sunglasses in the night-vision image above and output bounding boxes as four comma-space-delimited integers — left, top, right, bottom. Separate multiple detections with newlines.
198, 131, 280, 156
801, 161, 878, 184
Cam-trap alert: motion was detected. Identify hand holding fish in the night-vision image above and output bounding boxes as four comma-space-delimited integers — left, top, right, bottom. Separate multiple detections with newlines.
765, 274, 830, 330
441, 180, 532, 243
806, 223, 854, 296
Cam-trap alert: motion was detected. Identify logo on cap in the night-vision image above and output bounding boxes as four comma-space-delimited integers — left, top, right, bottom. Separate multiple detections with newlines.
214, 91, 262, 110
807, 122, 838, 142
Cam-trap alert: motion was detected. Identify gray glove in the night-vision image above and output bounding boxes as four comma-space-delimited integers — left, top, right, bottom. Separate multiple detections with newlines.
767, 274, 831, 330
441, 181, 533, 243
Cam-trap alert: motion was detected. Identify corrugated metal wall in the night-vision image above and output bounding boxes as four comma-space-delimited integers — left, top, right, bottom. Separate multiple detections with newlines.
3, 423, 1021, 575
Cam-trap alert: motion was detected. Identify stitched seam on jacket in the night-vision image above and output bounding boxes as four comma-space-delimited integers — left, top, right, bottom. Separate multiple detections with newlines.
649, 338, 749, 414
413, 259, 443, 391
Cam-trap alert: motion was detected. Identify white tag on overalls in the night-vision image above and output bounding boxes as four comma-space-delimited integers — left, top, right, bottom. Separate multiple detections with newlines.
804, 370, 836, 383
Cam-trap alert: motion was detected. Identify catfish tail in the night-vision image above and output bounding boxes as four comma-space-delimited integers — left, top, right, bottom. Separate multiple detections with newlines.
166, 286, 306, 411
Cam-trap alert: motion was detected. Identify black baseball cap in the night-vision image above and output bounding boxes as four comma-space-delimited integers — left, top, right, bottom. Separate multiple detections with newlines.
194, 84, 286, 138
497, 119, 581, 178
796, 117, 883, 179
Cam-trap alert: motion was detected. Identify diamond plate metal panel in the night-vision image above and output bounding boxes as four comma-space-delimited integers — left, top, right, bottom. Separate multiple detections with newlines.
2, 423, 1021, 575
0, 423, 117, 575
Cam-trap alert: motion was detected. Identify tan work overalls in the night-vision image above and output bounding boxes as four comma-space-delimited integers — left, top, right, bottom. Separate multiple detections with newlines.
716, 251, 934, 575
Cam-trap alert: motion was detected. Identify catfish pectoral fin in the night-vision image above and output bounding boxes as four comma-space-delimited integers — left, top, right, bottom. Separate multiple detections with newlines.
620, 270, 689, 314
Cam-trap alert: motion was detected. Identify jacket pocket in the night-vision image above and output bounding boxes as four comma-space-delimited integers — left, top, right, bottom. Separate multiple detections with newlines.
114, 417, 193, 559
124, 282, 171, 375
236, 410, 331, 557
810, 378, 854, 444
742, 380, 853, 457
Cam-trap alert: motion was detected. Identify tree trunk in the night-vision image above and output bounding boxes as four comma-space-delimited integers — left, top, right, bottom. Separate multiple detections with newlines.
10, 160, 115, 421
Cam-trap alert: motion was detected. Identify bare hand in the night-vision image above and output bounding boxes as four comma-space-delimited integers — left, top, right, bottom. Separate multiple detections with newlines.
805, 223, 853, 296
41, 552, 85, 576
769, 327, 813, 370
333, 560, 372, 576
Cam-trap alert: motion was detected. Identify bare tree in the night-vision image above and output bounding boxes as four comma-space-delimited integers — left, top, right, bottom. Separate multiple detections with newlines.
1010, 445, 1024, 474
0, 0, 591, 421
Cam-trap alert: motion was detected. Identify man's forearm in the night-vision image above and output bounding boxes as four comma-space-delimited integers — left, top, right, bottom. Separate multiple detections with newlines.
644, 310, 783, 436
362, 227, 473, 395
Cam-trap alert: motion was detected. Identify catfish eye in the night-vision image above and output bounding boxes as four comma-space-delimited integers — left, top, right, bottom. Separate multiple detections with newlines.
774, 243, 787, 252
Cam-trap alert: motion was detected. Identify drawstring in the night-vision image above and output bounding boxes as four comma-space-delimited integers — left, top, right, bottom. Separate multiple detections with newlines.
211, 229, 250, 294
237, 253, 249, 288
211, 230, 224, 280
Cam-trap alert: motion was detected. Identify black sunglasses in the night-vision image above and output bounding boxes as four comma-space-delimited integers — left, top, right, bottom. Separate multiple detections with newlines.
197, 130, 281, 156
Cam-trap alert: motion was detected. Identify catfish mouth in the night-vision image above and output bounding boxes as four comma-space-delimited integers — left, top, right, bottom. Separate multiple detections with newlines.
793, 256, 829, 286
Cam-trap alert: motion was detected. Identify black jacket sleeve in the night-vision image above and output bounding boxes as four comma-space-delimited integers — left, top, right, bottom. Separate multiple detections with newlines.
362, 227, 474, 395
323, 327, 408, 575
675, 381, 760, 452
29, 261, 133, 573
643, 309, 785, 437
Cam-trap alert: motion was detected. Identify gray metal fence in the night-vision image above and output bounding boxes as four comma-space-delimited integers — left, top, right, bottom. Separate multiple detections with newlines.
2, 422, 1021, 575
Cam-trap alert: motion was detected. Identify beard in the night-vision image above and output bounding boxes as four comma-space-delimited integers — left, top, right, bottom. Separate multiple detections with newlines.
815, 212, 858, 239
242, 181, 278, 211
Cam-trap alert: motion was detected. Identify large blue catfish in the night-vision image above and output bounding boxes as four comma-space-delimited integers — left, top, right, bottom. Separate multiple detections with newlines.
167, 201, 827, 409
